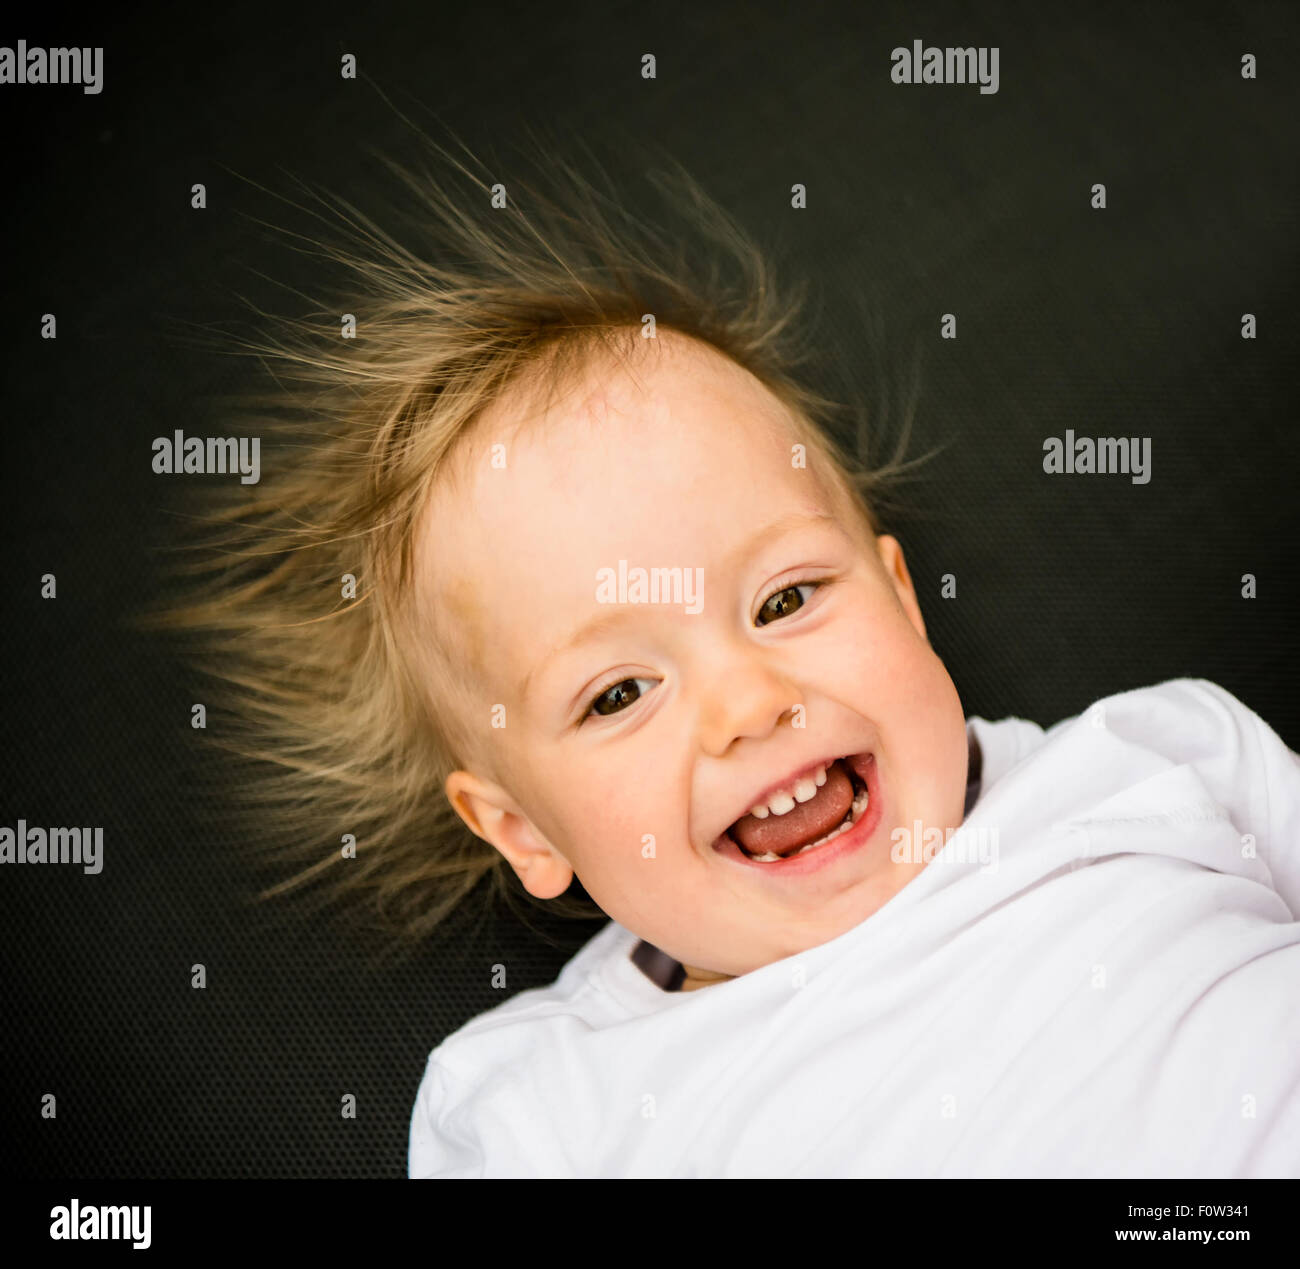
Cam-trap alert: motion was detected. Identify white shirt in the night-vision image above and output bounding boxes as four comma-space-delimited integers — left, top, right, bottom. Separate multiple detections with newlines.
408, 679, 1300, 1178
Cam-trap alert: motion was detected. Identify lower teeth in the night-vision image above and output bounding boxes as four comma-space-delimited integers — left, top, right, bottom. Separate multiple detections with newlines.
746, 783, 869, 863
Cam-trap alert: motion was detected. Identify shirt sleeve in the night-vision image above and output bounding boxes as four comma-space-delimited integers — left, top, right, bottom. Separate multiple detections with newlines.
408, 1057, 485, 1179
1231, 686, 1300, 919
1118, 679, 1300, 919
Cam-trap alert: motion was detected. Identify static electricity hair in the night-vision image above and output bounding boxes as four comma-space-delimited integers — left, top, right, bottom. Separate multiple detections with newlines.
141, 126, 917, 950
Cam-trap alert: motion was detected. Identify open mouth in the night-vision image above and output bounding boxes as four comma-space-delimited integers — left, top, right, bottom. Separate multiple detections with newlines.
723, 753, 873, 864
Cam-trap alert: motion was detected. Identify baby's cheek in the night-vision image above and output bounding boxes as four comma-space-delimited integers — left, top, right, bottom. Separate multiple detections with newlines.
850, 614, 965, 807
878, 601, 953, 699
850, 623, 939, 715
565, 782, 666, 886
905, 655, 968, 825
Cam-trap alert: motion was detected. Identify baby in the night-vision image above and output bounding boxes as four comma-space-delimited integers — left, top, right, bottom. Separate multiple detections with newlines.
406, 326, 1300, 1180
155, 142, 1300, 1178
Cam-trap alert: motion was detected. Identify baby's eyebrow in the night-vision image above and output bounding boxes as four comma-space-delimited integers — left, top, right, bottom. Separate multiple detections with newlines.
731, 510, 837, 569
519, 606, 637, 704
518, 509, 838, 702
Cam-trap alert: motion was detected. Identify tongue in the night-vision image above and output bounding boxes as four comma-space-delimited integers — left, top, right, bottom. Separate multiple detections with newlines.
731, 760, 853, 857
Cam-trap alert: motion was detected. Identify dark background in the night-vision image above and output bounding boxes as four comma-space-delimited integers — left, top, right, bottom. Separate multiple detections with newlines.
2, 0, 1297, 1178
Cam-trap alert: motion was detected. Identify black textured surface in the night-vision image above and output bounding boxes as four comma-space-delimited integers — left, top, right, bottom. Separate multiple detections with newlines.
2, 1, 1297, 1178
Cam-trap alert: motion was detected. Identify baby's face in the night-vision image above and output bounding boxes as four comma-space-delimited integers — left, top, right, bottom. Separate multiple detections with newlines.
421, 332, 968, 981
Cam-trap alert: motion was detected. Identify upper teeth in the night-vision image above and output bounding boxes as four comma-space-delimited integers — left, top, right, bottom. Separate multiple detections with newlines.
748, 764, 828, 818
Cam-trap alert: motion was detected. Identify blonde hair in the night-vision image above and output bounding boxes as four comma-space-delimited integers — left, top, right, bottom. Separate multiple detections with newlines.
141, 128, 917, 953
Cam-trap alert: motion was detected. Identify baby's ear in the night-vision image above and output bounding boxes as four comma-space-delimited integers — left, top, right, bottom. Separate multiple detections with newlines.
444, 771, 574, 899
875, 535, 928, 641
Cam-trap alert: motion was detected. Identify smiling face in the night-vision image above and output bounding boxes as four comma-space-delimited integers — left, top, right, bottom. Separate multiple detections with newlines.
416, 329, 968, 984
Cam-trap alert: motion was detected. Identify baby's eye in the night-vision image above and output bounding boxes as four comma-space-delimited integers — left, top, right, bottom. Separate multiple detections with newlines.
756, 581, 821, 626
587, 676, 657, 720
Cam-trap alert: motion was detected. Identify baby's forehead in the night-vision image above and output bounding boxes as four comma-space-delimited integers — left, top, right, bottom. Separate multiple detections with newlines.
443, 337, 854, 545
413, 331, 856, 661
486, 328, 784, 452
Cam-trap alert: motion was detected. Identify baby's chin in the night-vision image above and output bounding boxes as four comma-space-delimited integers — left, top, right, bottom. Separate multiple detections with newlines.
782, 866, 925, 956
662, 865, 925, 985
